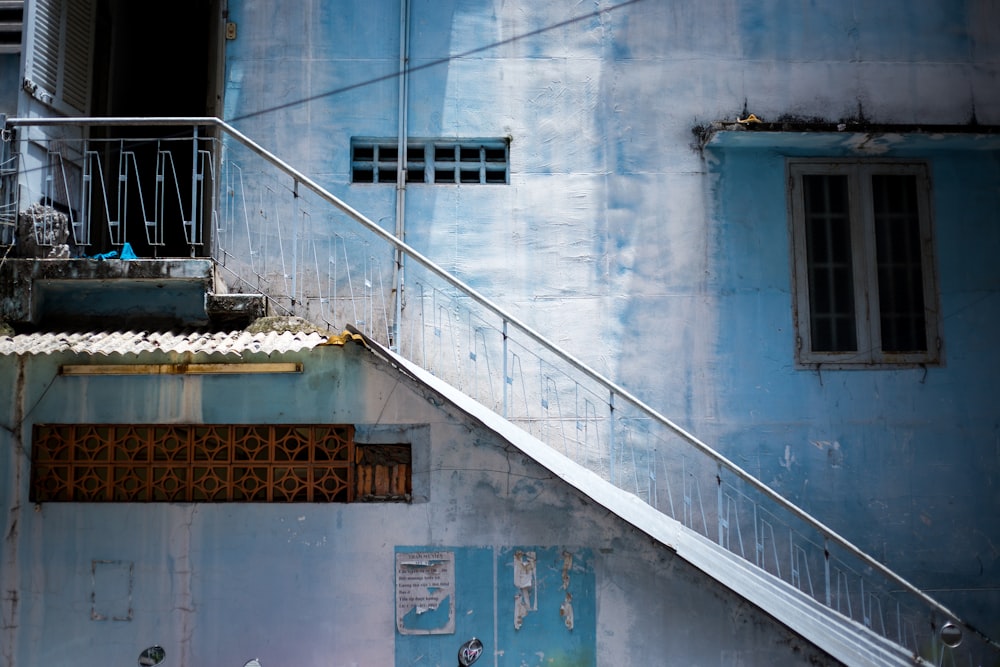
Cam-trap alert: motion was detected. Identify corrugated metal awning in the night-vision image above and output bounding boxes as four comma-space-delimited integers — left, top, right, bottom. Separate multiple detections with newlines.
0, 329, 333, 357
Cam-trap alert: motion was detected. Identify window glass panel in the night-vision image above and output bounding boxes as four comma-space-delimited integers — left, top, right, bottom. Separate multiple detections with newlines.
484, 147, 506, 163
435, 145, 456, 162
434, 168, 455, 183
802, 174, 857, 352
872, 174, 927, 352
352, 145, 374, 162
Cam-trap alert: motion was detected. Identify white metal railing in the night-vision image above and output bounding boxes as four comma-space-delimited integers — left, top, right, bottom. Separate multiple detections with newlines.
4, 116, 998, 665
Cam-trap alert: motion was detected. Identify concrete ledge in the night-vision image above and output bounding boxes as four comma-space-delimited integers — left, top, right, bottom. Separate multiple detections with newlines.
0, 258, 216, 328
206, 292, 267, 327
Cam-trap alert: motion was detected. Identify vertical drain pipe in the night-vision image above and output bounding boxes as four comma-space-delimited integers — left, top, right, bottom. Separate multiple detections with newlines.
391, 0, 411, 352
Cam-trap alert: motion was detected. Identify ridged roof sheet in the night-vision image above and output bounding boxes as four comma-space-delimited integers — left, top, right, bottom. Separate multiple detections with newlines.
0, 329, 331, 357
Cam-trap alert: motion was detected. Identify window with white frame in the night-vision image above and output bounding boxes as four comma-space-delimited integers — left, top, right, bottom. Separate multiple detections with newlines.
351, 138, 509, 185
788, 160, 940, 367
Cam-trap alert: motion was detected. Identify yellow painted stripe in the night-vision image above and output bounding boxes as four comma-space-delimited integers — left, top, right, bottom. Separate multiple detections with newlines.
60, 363, 302, 376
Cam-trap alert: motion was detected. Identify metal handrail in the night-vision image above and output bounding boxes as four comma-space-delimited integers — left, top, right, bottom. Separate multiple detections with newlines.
7, 115, 995, 654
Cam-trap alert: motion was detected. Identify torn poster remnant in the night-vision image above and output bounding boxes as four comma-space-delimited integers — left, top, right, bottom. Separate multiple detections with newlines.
395, 550, 455, 634
513, 550, 537, 630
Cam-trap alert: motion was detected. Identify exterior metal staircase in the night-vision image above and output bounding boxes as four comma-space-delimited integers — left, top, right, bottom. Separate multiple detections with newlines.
3, 116, 997, 666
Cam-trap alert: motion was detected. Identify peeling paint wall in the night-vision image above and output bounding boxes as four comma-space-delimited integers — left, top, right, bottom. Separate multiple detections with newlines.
217, 0, 1000, 639
0, 343, 840, 666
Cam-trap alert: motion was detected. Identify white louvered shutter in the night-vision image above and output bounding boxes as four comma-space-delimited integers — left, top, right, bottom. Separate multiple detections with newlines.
23, 0, 95, 115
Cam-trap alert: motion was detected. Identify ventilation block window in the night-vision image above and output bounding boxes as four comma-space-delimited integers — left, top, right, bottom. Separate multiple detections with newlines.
30, 424, 411, 503
352, 138, 509, 185
788, 160, 940, 367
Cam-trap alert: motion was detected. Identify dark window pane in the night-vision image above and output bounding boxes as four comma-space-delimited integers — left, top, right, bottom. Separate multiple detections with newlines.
484, 147, 506, 162
872, 174, 927, 352
803, 174, 857, 352
435, 145, 456, 162
352, 145, 373, 161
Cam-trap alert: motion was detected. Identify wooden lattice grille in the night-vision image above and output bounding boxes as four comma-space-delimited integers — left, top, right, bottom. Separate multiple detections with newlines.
30, 424, 362, 503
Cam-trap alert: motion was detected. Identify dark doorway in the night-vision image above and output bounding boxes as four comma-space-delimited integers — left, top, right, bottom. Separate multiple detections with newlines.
90, 0, 220, 258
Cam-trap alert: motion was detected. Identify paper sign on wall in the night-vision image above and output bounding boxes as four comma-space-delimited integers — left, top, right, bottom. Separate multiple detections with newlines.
395, 551, 456, 634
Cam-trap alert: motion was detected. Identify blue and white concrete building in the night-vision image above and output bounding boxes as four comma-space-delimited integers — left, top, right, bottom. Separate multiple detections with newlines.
1, 1, 998, 664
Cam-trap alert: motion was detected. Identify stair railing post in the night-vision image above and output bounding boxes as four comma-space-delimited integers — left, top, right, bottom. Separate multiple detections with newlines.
717, 463, 724, 547
501, 319, 509, 419
608, 390, 615, 485
190, 126, 199, 251
824, 538, 831, 607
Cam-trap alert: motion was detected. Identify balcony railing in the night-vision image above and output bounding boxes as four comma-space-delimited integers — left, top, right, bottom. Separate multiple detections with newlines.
4, 116, 997, 665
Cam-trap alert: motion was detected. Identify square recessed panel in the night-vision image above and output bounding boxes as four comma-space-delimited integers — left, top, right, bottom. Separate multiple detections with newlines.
91, 559, 133, 621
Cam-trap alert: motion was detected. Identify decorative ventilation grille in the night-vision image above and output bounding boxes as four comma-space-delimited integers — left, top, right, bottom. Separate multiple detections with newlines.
28, 424, 411, 503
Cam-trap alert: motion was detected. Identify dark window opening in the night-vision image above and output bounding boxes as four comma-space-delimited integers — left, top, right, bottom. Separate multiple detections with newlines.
872, 174, 927, 353
802, 174, 857, 353
355, 443, 412, 502
352, 145, 374, 162
0, 3, 23, 52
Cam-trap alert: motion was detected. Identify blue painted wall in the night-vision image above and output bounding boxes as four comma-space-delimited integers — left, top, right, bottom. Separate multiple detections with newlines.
4, 0, 991, 652
0, 339, 844, 666
394, 546, 595, 666
704, 139, 1000, 630
216, 0, 1000, 637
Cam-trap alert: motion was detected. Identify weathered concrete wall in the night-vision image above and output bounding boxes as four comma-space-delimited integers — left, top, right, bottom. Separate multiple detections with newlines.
218, 0, 1000, 638
703, 138, 1000, 631
0, 342, 839, 666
